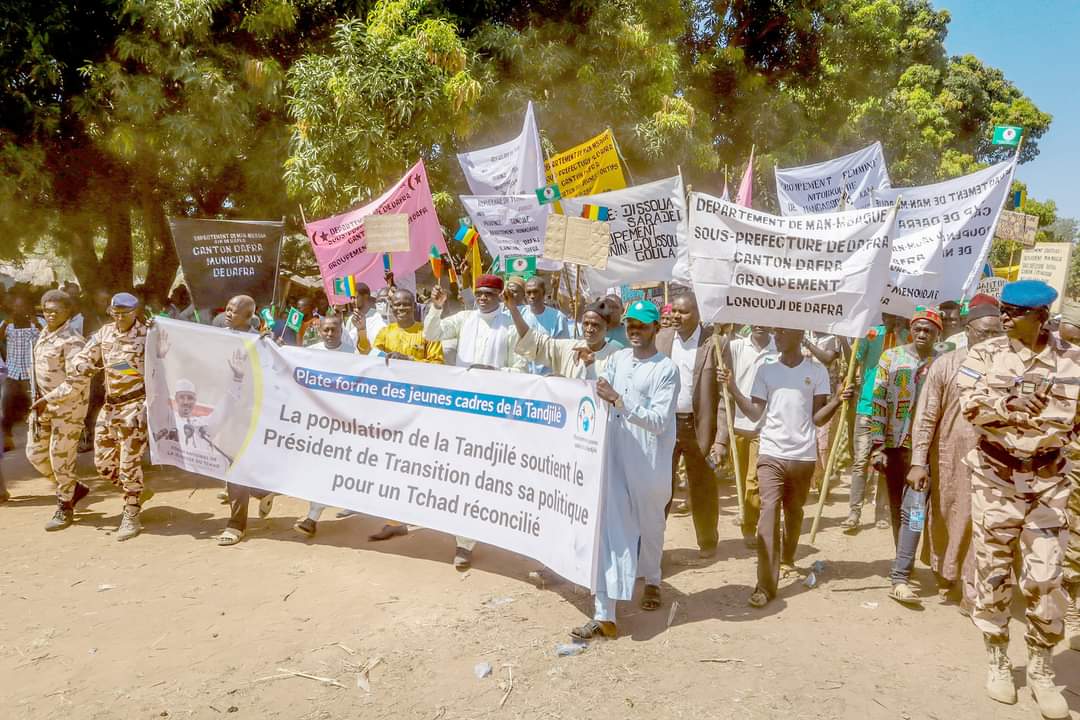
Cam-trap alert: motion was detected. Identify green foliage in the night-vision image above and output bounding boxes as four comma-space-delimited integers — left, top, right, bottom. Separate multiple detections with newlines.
0, 0, 1065, 296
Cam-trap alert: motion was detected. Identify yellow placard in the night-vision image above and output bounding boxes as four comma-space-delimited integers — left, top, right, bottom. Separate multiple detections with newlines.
545, 129, 627, 198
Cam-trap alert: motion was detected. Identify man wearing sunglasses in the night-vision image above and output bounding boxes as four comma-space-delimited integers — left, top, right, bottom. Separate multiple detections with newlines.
956, 279, 1079, 718
66, 292, 150, 541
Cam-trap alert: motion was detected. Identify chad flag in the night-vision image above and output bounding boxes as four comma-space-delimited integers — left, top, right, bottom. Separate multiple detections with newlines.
581, 204, 610, 222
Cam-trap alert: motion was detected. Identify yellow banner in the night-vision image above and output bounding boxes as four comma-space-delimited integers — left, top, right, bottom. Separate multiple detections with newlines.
546, 129, 627, 198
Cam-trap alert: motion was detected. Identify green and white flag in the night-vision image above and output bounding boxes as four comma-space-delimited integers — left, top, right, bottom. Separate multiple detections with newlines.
285, 306, 304, 332
504, 256, 537, 280
259, 307, 275, 326
992, 125, 1023, 146
535, 183, 562, 205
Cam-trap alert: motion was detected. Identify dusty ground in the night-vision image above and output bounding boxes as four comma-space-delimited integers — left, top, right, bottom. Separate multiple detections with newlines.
2, 437, 1078, 720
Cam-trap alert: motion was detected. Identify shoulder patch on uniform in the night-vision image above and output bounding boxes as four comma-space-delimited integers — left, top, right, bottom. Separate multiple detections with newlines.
958, 366, 982, 380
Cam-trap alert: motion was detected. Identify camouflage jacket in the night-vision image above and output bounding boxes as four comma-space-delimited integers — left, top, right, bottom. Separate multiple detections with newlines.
33, 320, 89, 419
71, 321, 148, 424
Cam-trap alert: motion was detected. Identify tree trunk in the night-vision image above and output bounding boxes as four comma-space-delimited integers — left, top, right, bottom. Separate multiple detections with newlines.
62, 211, 103, 293
100, 195, 133, 291
139, 184, 178, 297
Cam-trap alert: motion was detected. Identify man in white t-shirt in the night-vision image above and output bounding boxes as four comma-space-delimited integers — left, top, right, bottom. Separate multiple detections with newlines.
721, 327, 852, 608
718, 326, 776, 545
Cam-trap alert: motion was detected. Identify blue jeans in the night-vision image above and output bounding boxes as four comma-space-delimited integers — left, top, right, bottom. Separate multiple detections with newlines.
889, 485, 927, 585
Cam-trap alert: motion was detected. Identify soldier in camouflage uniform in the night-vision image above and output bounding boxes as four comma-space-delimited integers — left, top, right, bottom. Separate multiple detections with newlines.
956, 280, 1079, 719
29, 290, 90, 532
67, 292, 148, 541
1055, 300, 1080, 651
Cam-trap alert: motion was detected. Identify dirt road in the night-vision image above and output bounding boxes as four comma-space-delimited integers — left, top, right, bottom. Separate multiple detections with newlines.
1, 448, 1077, 719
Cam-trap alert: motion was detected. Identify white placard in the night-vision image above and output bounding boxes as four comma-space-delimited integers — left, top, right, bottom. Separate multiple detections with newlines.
457, 101, 545, 197
361, 214, 410, 253
774, 141, 891, 215
688, 194, 897, 337
146, 320, 607, 588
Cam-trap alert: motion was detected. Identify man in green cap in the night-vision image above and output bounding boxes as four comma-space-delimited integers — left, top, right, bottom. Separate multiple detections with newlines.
569, 299, 679, 640
1057, 298, 1080, 651
956, 279, 1080, 717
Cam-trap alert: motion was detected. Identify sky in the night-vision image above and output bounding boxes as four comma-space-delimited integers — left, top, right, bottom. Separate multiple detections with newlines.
942, 1, 1080, 220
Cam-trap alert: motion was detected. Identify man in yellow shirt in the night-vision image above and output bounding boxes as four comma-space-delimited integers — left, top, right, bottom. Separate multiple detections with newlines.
365, 288, 443, 542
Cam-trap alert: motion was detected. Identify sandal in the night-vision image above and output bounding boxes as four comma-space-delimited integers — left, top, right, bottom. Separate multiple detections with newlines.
368, 524, 408, 542
640, 584, 661, 611
258, 493, 275, 519
570, 620, 616, 640
748, 589, 770, 608
217, 528, 244, 546
888, 583, 923, 606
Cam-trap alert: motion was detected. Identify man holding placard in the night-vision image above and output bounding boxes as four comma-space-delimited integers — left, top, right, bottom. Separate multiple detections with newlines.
719, 327, 851, 608
570, 300, 678, 639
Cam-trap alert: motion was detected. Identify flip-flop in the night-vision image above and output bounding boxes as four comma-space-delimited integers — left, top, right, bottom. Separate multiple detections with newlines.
640, 584, 661, 611
368, 524, 408, 541
569, 620, 616, 640
217, 528, 244, 546
258, 494, 274, 519
889, 583, 923, 606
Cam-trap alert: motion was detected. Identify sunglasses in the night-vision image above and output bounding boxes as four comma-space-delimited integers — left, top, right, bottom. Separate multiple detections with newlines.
1000, 303, 1039, 318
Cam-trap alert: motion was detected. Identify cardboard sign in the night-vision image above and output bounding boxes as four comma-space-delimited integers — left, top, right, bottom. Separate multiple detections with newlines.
362, 214, 410, 253
543, 215, 609, 269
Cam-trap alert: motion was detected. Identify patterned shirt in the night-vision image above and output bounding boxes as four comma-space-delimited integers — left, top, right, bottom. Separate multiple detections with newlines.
957, 333, 1080, 459
374, 322, 444, 363
5, 323, 39, 380
869, 343, 939, 450
69, 322, 147, 424
33, 321, 88, 416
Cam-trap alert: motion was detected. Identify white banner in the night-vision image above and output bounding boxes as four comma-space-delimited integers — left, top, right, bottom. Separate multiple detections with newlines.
457, 101, 545, 196
775, 141, 891, 215
688, 194, 897, 337
559, 176, 689, 290
871, 160, 1016, 315
460, 194, 556, 269
145, 320, 606, 587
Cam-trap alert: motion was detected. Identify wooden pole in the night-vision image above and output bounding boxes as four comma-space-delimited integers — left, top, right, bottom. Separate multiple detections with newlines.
711, 331, 745, 522
573, 265, 583, 338
809, 337, 863, 544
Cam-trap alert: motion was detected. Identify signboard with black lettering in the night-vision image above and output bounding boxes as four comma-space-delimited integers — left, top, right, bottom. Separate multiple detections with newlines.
168, 218, 284, 310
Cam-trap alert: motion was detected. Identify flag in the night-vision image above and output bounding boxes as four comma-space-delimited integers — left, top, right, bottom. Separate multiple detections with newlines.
454, 224, 480, 246
259, 307, 275, 326
382, 253, 393, 273
428, 244, 443, 280
504, 256, 537, 280
736, 146, 754, 207
457, 101, 544, 196
285, 307, 304, 333
580, 204, 610, 222
470, 239, 482, 290
1011, 188, 1026, 210
446, 256, 460, 286
333, 275, 358, 298
536, 183, 562, 205
992, 125, 1022, 146
110, 360, 140, 377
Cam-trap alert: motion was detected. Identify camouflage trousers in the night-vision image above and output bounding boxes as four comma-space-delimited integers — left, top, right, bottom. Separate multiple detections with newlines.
1065, 467, 1080, 589
94, 403, 147, 508
971, 467, 1071, 648
26, 415, 83, 502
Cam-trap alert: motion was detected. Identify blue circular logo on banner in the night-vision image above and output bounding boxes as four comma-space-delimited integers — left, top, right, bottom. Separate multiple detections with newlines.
576, 397, 597, 435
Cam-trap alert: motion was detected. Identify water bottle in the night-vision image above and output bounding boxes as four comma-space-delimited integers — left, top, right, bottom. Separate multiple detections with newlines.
907, 489, 927, 533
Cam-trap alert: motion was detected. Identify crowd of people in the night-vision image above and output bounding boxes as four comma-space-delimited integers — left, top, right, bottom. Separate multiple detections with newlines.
2, 270, 1079, 719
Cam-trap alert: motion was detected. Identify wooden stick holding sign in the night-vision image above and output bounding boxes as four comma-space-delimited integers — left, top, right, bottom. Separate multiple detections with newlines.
711, 330, 745, 522
809, 338, 862, 544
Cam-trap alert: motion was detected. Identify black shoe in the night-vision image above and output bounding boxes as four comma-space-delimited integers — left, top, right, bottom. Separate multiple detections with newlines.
71, 482, 90, 509
45, 504, 74, 531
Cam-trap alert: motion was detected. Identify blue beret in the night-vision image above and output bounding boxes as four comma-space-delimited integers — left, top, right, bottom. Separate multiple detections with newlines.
111, 292, 139, 309
624, 300, 660, 324
1000, 280, 1058, 309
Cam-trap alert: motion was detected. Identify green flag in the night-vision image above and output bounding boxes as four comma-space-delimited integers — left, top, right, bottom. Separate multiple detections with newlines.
503, 256, 537, 280
535, 183, 561, 205
992, 125, 1022, 146
259, 307, 275, 326
285, 306, 304, 332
